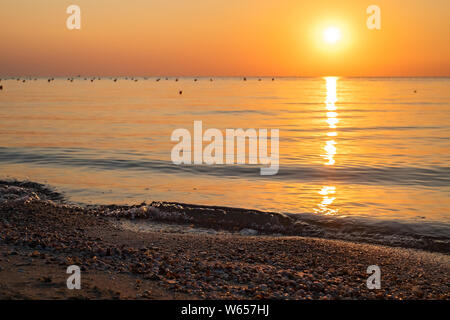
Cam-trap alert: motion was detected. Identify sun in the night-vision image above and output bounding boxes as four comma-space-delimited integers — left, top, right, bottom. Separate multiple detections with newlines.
323, 27, 341, 44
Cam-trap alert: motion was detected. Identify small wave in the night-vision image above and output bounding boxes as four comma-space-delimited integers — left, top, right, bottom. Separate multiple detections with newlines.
86, 202, 450, 254
2, 180, 447, 254
0, 147, 449, 187
167, 109, 275, 116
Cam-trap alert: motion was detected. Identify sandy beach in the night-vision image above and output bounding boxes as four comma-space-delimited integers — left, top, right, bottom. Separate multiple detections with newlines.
0, 180, 448, 300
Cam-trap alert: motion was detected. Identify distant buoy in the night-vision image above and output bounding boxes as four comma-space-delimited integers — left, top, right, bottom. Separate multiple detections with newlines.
179, 90, 183, 95
0, 85, 3, 90
175, 78, 179, 82
243, 77, 247, 81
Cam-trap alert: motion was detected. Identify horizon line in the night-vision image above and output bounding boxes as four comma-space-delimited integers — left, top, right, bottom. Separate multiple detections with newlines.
1, 75, 449, 79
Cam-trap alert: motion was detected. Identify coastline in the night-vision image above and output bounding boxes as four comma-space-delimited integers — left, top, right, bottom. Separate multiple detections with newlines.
0, 180, 449, 299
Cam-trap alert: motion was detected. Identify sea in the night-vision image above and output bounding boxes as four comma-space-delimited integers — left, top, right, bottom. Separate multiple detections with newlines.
0, 76, 449, 242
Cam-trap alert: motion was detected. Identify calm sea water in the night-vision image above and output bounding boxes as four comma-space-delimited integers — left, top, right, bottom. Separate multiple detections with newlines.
0, 77, 449, 237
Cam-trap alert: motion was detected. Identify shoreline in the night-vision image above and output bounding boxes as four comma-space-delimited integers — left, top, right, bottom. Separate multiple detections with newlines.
0, 180, 449, 299
2, 179, 448, 254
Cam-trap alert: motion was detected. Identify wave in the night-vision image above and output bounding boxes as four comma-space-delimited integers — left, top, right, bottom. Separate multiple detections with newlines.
0, 147, 449, 186
1, 179, 448, 254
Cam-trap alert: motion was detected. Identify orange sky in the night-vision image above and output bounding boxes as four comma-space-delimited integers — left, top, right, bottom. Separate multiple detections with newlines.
0, 0, 449, 76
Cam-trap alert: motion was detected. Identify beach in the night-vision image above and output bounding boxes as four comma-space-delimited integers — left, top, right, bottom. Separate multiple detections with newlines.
1, 180, 448, 300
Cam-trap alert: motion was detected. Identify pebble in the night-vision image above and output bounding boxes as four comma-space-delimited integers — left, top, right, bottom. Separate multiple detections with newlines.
239, 228, 258, 236
412, 286, 423, 297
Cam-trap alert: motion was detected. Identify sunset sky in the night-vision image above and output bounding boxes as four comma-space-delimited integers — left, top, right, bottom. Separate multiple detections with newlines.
0, 0, 449, 77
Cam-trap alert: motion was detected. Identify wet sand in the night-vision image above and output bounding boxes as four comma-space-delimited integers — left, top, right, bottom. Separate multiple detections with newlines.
0, 180, 449, 300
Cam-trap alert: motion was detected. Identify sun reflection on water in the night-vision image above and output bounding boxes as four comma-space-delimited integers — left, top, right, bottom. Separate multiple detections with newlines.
315, 186, 338, 215
323, 77, 339, 166
315, 77, 340, 215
